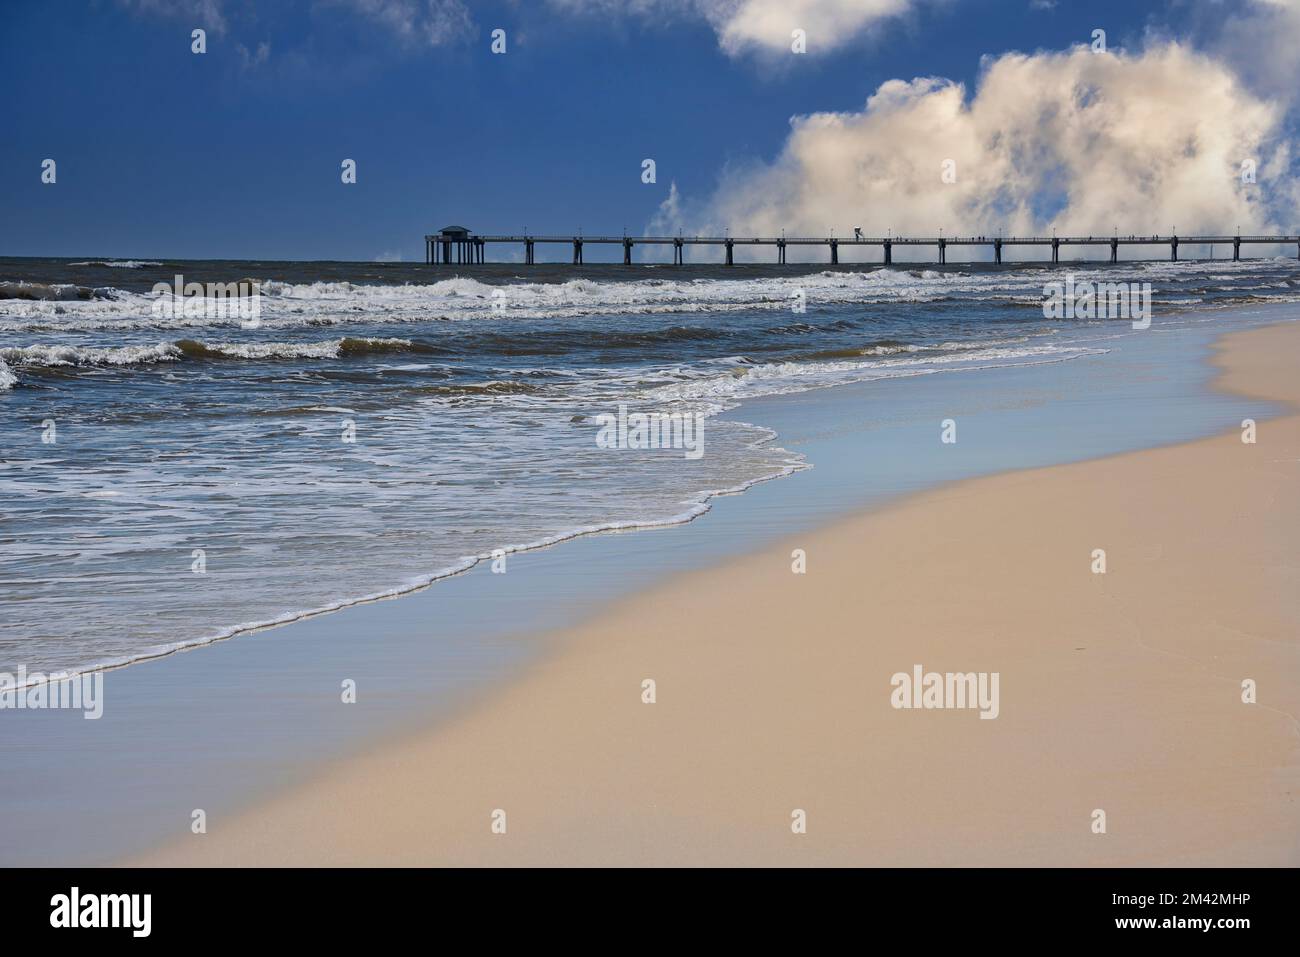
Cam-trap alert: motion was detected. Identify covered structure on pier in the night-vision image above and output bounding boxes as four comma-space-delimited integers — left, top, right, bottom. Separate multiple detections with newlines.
426, 225, 483, 264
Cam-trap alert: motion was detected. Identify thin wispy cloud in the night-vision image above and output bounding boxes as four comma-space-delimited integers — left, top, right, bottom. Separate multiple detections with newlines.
117, 0, 229, 35
119, 0, 475, 50
322, 0, 475, 48
117, 0, 923, 57
236, 40, 272, 69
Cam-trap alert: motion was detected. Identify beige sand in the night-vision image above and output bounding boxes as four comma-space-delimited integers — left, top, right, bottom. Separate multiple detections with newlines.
137, 323, 1300, 866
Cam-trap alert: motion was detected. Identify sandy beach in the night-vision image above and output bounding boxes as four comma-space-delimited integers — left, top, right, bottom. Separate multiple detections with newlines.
132, 321, 1299, 867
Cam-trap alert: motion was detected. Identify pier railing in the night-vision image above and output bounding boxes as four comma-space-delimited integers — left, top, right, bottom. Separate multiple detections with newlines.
424, 232, 1300, 266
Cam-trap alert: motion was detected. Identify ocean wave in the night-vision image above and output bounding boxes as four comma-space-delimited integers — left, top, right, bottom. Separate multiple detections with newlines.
174, 336, 425, 361
788, 336, 1032, 363
646, 342, 1105, 405
410, 380, 545, 397
1213, 293, 1300, 305
0, 281, 115, 301
0, 337, 427, 384
3, 414, 806, 688
0, 264, 1212, 332
0, 341, 184, 368
791, 339, 920, 361
66, 260, 163, 268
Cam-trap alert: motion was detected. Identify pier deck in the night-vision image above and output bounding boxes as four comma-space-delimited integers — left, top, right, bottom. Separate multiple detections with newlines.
425, 231, 1300, 266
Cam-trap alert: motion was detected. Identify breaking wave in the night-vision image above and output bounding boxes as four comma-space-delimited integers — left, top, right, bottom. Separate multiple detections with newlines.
5, 261, 1265, 332
0, 337, 425, 381
66, 260, 163, 268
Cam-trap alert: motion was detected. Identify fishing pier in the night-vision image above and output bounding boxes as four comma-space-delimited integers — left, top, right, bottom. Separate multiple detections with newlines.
425, 226, 1300, 266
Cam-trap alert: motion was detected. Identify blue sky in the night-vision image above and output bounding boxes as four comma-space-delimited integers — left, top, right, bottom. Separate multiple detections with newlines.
0, 0, 1284, 261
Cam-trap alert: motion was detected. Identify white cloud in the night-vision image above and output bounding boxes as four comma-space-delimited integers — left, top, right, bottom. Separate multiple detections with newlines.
654, 43, 1295, 250
708, 0, 913, 55
119, 0, 921, 56
326, 0, 474, 47
1211, 0, 1300, 102
547, 0, 919, 56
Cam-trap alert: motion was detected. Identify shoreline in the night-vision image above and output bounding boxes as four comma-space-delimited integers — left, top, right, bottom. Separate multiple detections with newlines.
6, 420, 805, 692
129, 319, 1300, 866
10, 343, 1123, 688
0, 303, 1287, 866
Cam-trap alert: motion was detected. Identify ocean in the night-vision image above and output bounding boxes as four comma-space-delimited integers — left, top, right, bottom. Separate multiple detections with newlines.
3, 255, 1298, 680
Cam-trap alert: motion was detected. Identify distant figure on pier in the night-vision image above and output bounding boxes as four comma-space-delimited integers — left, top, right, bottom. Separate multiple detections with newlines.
854, 227, 863, 240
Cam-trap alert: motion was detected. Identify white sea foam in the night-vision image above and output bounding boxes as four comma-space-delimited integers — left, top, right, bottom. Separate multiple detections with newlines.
0, 342, 184, 368
67, 260, 163, 268
59, 455, 813, 689
0, 336, 417, 372
4, 262, 1261, 333
645, 342, 1106, 407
